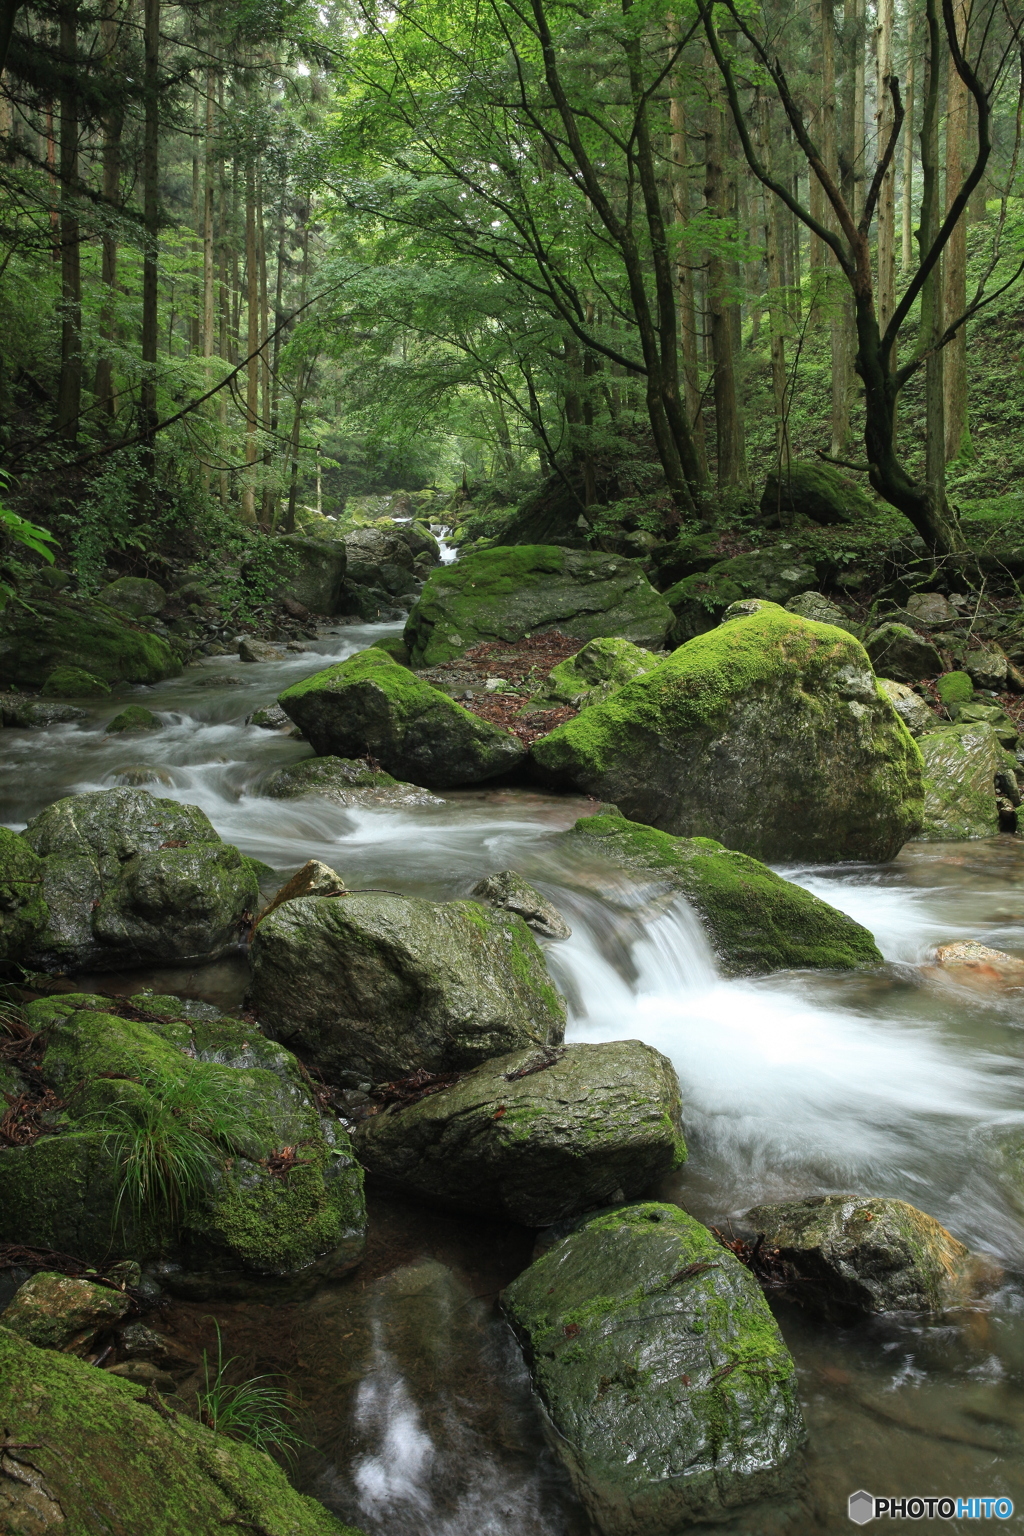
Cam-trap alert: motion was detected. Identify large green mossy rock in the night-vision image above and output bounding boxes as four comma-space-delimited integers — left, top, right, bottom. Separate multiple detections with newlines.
0, 825, 49, 965
353, 1041, 685, 1226
662, 546, 820, 645
0, 1328, 362, 1536
865, 622, 943, 683
0, 993, 366, 1289
760, 460, 874, 526
0, 596, 181, 689
563, 816, 882, 974
97, 575, 167, 616
743, 1195, 998, 1318
502, 1203, 806, 1534
278, 649, 525, 788
532, 603, 924, 863
544, 636, 660, 707
262, 533, 348, 614
1, 1271, 130, 1349
249, 891, 566, 1084
916, 722, 1015, 840
258, 754, 444, 808
404, 545, 672, 667
39, 665, 111, 697
18, 788, 258, 973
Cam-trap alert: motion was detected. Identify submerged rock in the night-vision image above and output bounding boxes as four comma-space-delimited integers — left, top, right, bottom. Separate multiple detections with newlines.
0, 993, 366, 1290
472, 869, 571, 939
14, 787, 258, 973
106, 704, 161, 732
562, 815, 881, 974
916, 722, 1016, 839
865, 622, 943, 683
353, 1041, 684, 1225
0, 1271, 130, 1350
544, 636, 660, 708
0, 595, 181, 689
0, 1328, 362, 1535
259, 752, 445, 807
743, 1194, 1000, 1317
532, 603, 923, 863
404, 545, 672, 667
277, 650, 525, 788
249, 891, 566, 1083
502, 1202, 806, 1533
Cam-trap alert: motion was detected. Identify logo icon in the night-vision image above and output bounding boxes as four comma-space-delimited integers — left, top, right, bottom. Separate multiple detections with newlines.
848, 1490, 875, 1525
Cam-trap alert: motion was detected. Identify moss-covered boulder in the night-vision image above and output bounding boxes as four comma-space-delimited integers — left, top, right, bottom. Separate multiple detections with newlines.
760, 460, 874, 526
532, 603, 924, 863
661, 568, 744, 644
544, 636, 660, 707
353, 1041, 684, 1225
663, 547, 822, 645
18, 788, 258, 973
0, 692, 86, 728
0, 1327, 362, 1535
0, 596, 181, 689
784, 590, 861, 635
107, 704, 161, 733
562, 816, 881, 974
865, 622, 943, 682
0, 825, 49, 965
502, 1202, 806, 1533
956, 700, 1020, 749
936, 669, 974, 712
262, 533, 348, 614
916, 722, 1016, 840
1, 1271, 130, 1350
249, 891, 566, 1084
277, 650, 525, 788
743, 1194, 999, 1317
97, 575, 167, 616
40, 665, 111, 697
259, 753, 445, 808
472, 869, 571, 939
404, 546, 672, 667
0, 993, 366, 1289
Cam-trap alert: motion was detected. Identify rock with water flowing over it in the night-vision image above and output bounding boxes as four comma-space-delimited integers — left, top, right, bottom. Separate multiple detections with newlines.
249, 891, 566, 1084
543, 636, 661, 708
404, 545, 672, 667
502, 1202, 807, 1534
259, 753, 445, 807
532, 604, 924, 863
560, 815, 882, 974
106, 703, 161, 732
915, 721, 1018, 839
0, 1328, 364, 1536
0, 993, 366, 1294
0, 594, 181, 690
353, 1042, 684, 1225
472, 869, 571, 939
742, 1195, 1001, 1317
0, 1272, 131, 1351
8, 788, 258, 973
277, 649, 525, 788
238, 637, 285, 663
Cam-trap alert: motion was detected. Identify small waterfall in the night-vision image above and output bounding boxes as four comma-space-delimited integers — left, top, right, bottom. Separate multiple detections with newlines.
431, 524, 458, 564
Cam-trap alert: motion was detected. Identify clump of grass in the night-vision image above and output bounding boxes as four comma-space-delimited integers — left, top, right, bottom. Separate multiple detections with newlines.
198, 1322, 307, 1461
97, 1064, 252, 1237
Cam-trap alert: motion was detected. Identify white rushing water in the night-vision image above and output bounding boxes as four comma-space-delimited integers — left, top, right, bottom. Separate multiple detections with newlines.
5, 618, 1024, 1529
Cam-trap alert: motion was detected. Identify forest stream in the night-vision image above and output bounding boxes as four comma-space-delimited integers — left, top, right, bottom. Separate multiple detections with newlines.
4, 620, 1024, 1534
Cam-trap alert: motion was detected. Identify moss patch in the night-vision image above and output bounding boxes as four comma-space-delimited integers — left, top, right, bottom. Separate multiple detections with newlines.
0, 595, 181, 689
40, 665, 111, 697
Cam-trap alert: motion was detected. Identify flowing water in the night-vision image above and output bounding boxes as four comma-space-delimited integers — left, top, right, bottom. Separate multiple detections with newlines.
5, 621, 1024, 1533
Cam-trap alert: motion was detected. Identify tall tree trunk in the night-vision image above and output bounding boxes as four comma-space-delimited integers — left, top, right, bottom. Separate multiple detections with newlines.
668, 70, 708, 479
919, 0, 946, 510
704, 56, 745, 487
875, 0, 896, 329
267, 183, 288, 527
901, 5, 916, 267
140, 0, 160, 448
241, 155, 259, 525
56, 0, 81, 441
283, 213, 310, 534
758, 99, 788, 460
943, 0, 970, 461
94, 0, 122, 420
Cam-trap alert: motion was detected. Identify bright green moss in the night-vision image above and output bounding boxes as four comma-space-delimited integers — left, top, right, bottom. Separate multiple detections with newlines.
0, 825, 49, 963
0, 596, 181, 688
40, 665, 111, 697
106, 704, 161, 732
935, 670, 975, 709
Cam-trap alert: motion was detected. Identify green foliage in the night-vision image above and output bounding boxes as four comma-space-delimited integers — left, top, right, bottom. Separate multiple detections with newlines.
95, 1064, 252, 1238
0, 469, 58, 613
198, 1322, 307, 1462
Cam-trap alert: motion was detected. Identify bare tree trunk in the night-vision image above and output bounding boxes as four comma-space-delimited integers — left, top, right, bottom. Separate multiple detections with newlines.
705, 57, 745, 487
875, 0, 896, 329
668, 72, 708, 479
758, 99, 788, 458
56, 0, 80, 440
241, 155, 259, 525
202, 73, 215, 357
919, 0, 945, 505
94, 0, 121, 419
901, 5, 916, 266
140, 0, 160, 448
284, 212, 310, 534
943, 0, 970, 460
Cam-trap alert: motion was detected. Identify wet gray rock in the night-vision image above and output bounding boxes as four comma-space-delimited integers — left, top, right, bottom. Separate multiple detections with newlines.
876, 678, 937, 736
905, 591, 957, 627
743, 1194, 1000, 1317
965, 645, 1009, 692
784, 590, 860, 635
16, 787, 258, 972
96, 576, 167, 617
247, 704, 291, 730
353, 1041, 684, 1225
502, 1202, 806, 1534
239, 638, 284, 663
472, 869, 571, 939
259, 754, 445, 808
916, 722, 1017, 839
865, 622, 943, 682
0, 695, 87, 728
249, 891, 566, 1084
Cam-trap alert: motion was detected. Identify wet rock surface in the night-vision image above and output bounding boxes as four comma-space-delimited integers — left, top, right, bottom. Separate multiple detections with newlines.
250, 890, 566, 1084
916, 722, 1017, 840
0, 1270, 130, 1350
502, 1202, 806, 1534
472, 868, 571, 939
259, 753, 446, 808
353, 1041, 684, 1225
865, 622, 944, 683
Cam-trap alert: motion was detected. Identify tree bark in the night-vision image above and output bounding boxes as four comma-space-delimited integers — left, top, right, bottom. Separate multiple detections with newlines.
668, 65, 708, 479
140, 0, 160, 448
94, 0, 122, 420
704, 55, 745, 487
943, 0, 970, 460
919, 0, 945, 505
56, 0, 81, 441
241, 154, 259, 525
901, 5, 916, 267
875, 0, 896, 329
